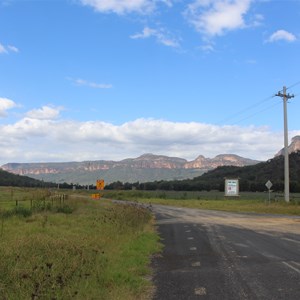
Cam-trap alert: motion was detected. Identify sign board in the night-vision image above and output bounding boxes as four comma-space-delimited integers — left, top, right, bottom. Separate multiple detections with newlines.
91, 193, 101, 199
265, 180, 273, 190
225, 179, 239, 197
96, 179, 105, 190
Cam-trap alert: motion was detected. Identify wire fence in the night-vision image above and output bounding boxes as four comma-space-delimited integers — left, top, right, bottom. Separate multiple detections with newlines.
0, 192, 68, 212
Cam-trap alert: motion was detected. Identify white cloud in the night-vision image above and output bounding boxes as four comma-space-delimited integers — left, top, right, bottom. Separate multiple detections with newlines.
267, 30, 297, 43
25, 106, 62, 120
131, 27, 158, 39
130, 27, 180, 48
251, 13, 263, 27
80, 0, 156, 14
0, 109, 296, 165
199, 43, 215, 52
185, 0, 253, 36
0, 97, 17, 117
69, 78, 113, 89
0, 43, 7, 54
0, 43, 19, 54
7, 45, 19, 53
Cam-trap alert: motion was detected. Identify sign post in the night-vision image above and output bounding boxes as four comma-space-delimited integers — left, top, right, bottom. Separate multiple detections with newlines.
265, 180, 273, 204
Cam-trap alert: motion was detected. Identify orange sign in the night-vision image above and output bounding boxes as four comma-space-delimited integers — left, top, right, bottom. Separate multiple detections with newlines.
91, 194, 101, 199
96, 179, 105, 190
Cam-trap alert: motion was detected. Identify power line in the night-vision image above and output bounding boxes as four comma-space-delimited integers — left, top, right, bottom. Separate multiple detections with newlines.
216, 94, 275, 125
216, 80, 300, 126
228, 100, 281, 126
287, 80, 300, 90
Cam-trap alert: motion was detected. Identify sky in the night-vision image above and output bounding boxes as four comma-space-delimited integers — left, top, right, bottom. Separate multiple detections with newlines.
0, 0, 300, 165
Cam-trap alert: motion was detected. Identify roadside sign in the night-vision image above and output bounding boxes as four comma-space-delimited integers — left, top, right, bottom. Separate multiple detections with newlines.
265, 180, 273, 190
225, 179, 239, 197
96, 179, 105, 190
265, 180, 273, 204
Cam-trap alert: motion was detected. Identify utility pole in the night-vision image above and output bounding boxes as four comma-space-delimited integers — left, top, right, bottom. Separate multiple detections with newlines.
275, 86, 294, 202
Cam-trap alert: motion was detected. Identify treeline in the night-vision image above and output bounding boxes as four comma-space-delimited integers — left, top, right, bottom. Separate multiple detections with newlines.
0, 168, 104, 190
0, 169, 77, 189
105, 152, 300, 193
0, 169, 55, 187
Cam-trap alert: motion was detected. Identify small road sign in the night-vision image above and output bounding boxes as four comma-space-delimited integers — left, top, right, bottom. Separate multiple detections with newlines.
265, 180, 273, 204
265, 180, 273, 190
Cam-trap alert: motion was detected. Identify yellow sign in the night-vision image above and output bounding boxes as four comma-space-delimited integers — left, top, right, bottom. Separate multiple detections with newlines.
91, 194, 101, 199
96, 179, 105, 190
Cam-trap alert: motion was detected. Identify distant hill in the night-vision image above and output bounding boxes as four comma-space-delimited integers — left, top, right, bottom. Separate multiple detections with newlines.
130, 151, 300, 192
0, 168, 55, 188
1, 153, 259, 185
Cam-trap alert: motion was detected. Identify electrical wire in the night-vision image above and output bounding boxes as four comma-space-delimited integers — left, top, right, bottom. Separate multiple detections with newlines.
228, 100, 282, 126
217, 81, 299, 126
287, 81, 300, 90
216, 94, 276, 125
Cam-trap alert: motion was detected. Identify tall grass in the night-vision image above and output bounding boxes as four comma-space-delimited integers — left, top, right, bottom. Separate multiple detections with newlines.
0, 195, 161, 299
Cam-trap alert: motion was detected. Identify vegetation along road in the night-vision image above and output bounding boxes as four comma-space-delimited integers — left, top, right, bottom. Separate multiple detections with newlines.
151, 205, 300, 300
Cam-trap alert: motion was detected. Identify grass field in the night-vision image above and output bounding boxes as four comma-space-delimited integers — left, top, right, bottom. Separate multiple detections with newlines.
0, 188, 161, 300
101, 190, 300, 216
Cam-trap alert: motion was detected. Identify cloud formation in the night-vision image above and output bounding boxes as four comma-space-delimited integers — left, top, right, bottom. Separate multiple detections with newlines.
1, 104, 297, 165
79, 0, 156, 14
69, 78, 113, 89
0, 43, 19, 54
0, 98, 17, 117
186, 0, 251, 37
25, 106, 62, 120
267, 30, 297, 43
130, 27, 180, 48
185, 0, 252, 36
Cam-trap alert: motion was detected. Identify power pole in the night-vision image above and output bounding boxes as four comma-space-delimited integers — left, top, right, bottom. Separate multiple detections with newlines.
275, 86, 294, 202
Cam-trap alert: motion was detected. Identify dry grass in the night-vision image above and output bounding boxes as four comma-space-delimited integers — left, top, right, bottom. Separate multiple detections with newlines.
0, 192, 161, 299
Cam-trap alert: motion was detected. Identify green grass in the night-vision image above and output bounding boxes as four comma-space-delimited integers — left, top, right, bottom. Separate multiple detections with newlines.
101, 190, 300, 216
0, 191, 161, 300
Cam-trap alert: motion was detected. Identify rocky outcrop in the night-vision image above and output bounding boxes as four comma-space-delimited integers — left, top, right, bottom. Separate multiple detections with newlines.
275, 136, 300, 156
184, 154, 257, 169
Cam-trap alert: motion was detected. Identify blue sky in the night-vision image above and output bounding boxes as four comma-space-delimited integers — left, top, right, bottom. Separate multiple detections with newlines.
0, 0, 300, 164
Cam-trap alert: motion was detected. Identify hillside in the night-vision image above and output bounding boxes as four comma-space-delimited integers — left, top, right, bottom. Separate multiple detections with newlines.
1, 153, 259, 185
110, 151, 300, 192
0, 169, 55, 188
192, 151, 300, 192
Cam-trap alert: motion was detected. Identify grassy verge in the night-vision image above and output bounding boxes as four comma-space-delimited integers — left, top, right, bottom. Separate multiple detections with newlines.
0, 194, 161, 299
102, 190, 300, 216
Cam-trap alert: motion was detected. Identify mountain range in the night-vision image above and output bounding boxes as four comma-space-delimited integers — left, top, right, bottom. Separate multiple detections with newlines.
1, 153, 259, 185
2, 136, 300, 185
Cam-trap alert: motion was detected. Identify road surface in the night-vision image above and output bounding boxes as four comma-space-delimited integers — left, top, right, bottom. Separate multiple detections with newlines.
151, 205, 300, 300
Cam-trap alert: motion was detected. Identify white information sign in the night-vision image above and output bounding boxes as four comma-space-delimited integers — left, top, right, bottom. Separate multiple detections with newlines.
225, 179, 239, 197
265, 180, 273, 190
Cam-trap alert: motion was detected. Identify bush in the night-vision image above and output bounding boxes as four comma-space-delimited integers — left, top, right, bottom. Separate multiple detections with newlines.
1, 207, 32, 219
56, 205, 73, 214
